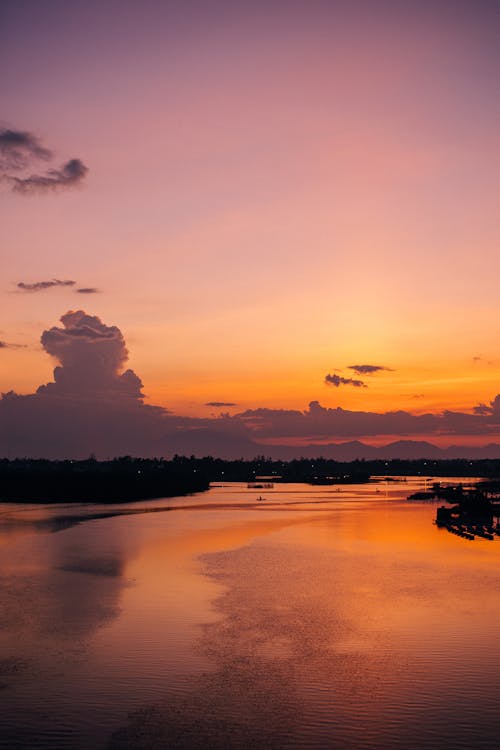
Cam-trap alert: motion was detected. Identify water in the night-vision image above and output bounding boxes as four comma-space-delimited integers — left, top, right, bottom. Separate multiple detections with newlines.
0, 479, 499, 749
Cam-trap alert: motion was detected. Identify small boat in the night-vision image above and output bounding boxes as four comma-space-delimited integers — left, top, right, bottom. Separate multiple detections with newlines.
257, 495, 266, 501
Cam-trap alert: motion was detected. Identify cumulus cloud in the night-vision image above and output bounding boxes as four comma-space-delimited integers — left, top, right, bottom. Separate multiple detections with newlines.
0, 311, 257, 459
37, 310, 142, 399
1, 311, 500, 459
10, 158, 88, 194
0, 127, 88, 194
18, 279, 76, 292
76, 287, 99, 294
325, 373, 367, 388
0, 128, 52, 169
205, 402, 237, 408
348, 364, 393, 375
0, 311, 170, 458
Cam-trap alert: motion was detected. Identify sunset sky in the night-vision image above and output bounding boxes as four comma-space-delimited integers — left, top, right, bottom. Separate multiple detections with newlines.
2, 0, 500, 457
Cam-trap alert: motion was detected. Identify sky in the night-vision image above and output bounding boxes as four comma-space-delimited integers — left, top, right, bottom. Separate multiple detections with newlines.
1, 0, 500, 458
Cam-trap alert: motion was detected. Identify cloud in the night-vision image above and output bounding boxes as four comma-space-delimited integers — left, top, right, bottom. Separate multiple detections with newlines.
473, 403, 492, 415
348, 364, 393, 375
0, 341, 26, 350
238, 399, 500, 441
0, 311, 256, 459
10, 158, 88, 194
472, 395, 500, 416
323, 364, 393, 389
16, 280, 100, 295
205, 402, 237, 408
1, 311, 500, 459
325, 373, 367, 388
0, 127, 88, 194
0, 129, 52, 169
0, 311, 176, 458
37, 310, 142, 399
17, 279, 76, 293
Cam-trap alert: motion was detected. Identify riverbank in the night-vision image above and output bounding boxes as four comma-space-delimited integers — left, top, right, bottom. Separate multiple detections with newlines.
0, 458, 209, 502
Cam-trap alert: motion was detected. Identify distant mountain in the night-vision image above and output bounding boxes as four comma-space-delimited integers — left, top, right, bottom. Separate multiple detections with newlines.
257, 440, 500, 461
375, 440, 444, 459
164, 432, 500, 461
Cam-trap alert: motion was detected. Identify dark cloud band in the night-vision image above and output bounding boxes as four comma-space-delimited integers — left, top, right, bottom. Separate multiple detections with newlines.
18, 279, 76, 292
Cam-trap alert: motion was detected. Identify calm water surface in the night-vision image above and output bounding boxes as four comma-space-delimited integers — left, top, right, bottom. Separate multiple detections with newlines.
0, 479, 499, 749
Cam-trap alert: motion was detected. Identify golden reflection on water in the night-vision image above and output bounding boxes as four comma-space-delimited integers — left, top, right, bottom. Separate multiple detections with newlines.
0, 480, 499, 749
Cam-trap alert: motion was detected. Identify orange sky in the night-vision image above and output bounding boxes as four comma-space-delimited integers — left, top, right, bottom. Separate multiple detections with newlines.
1, 1, 500, 455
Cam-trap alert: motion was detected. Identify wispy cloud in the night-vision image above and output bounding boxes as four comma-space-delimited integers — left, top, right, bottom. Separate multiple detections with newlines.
0, 127, 88, 194
76, 287, 100, 294
325, 373, 367, 388
348, 364, 393, 375
17, 279, 76, 293
0, 129, 52, 169
10, 158, 88, 194
0, 340, 26, 350
205, 401, 237, 407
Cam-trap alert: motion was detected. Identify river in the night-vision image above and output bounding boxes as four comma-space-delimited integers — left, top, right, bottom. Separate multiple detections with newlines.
0, 478, 499, 749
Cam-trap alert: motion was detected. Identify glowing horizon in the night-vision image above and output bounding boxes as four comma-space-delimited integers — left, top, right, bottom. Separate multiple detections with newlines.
2, 0, 500, 456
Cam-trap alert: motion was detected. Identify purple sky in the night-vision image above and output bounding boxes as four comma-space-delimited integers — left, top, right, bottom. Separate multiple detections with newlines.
2, 1, 500, 457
